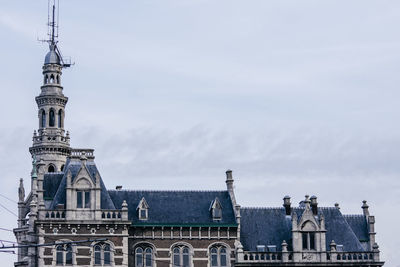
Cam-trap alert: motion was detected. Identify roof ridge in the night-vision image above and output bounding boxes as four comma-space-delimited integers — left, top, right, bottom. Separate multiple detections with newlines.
343, 214, 364, 217
241, 207, 284, 210
108, 189, 228, 193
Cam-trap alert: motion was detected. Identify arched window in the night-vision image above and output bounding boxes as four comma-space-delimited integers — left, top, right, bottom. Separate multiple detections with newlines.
50, 74, 55, 83
61, 165, 65, 172
210, 245, 228, 267
173, 245, 191, 267
57, 75, 60, 84
41, 110, 46, 128
48, 165, 55, 173
58, 109, 63, 128
44, 75, 49, 84
49, 109, 55, 127
93, 243, 113, 266
135, 245, 154, 267
55, 243, 74, 266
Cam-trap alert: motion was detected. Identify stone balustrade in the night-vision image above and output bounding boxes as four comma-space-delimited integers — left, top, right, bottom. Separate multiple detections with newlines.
238, 251, 379, 264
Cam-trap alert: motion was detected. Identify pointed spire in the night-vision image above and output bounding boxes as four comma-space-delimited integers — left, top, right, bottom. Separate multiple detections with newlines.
18, 178, 25, 202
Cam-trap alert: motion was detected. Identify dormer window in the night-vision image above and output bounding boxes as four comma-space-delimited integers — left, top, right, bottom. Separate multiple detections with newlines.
210, 198, 222, 220
137, 197, 149, 221
74, 177, 93, 209
77, 190, 90, 209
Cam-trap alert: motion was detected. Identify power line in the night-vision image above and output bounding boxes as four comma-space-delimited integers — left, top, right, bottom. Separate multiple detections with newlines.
0, 238, 108, 249
0, 193, 17, 204
0, 203, 18, 217
0, 227, 13, 232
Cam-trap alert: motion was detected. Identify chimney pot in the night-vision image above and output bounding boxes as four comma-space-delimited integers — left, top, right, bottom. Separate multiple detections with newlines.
310, 195, 318, 215
283, 196, 291, 215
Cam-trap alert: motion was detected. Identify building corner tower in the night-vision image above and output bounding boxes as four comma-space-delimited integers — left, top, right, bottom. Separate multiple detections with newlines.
29, 5, 71, 173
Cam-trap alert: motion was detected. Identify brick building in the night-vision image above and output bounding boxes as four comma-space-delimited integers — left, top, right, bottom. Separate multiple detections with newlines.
13, 3, 384, 267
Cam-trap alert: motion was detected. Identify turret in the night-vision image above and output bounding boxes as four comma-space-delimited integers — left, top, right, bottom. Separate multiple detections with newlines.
29, 4, 72, 174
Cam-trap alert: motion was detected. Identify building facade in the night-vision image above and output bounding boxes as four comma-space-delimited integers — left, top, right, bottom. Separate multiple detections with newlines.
13, 4, 384, 267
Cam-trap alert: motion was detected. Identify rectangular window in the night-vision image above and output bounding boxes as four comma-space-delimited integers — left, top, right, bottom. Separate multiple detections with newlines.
173, 254, 180, 267
94, 250, 101, 265
77, 191, 83, 208
183, 254, 189, 267
302, 233, 308, 249
140, 209, 147, 219
77, 190, 90, 209
220, 254, 227, 267
104, 252, 111, 265
85, 191, 90, 208
145, 253, 152, 267
56, 250, 63, 265
310, 232, 315, 250
66, 249, 72, 265
211, 254, 218, 266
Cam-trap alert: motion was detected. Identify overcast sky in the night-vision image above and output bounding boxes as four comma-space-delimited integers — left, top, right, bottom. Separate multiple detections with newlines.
0, 0, 399, 266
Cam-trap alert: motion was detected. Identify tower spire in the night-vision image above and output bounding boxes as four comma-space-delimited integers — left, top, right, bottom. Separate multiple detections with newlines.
29, 0, 72, 174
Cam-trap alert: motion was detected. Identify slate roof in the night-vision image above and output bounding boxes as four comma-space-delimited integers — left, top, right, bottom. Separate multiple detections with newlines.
344, 215, 369, 242
240, 207, 367, 252
108, 190, 237, 226
46, 159, 115, 210
43, 173, 64, 200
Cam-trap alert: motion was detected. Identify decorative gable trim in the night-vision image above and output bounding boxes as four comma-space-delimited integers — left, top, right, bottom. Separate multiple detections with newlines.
137, 197, 149, 221
210, 197, 223, 221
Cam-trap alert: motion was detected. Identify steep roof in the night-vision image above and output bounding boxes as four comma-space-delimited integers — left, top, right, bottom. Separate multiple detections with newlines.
43, 173, 64, 200
47, 159, 115, 210
240, 207, 367, 252
108, 190, 236, 226
344, 214, 369, 242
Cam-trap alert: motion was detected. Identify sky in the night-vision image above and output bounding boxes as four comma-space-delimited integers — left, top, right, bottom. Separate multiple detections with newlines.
0, 0, 399, 265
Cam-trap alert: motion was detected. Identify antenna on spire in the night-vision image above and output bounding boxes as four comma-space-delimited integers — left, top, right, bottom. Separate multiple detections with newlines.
39, 0, 73, 68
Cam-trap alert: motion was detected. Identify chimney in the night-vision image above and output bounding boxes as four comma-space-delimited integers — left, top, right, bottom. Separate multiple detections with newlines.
362, 200, 370, 216
310, 195, 318, 215
116, 185, 123, 191
283, 196, 291, 215
225, 169, 234, 191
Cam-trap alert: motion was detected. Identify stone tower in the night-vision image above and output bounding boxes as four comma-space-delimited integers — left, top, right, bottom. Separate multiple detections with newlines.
29, 14, 71, 173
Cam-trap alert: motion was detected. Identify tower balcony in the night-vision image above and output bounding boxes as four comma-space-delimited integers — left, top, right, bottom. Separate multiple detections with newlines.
32, 129, 70, 146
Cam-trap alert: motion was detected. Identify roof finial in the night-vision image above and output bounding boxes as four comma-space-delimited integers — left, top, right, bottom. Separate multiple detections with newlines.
42, 0, 73, 67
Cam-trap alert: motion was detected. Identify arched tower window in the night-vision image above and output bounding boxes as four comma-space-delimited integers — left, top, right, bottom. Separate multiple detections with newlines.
58, 109, 63, 128
48, 165, 55, 173
44, 75, 49, 84
56, 75, 60, 84
41, 110, 46, 128
50, 74, 55, 83
49, 109, 55, 127
61, 165, 65, 172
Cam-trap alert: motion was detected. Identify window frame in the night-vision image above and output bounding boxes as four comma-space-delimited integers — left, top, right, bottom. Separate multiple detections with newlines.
209, 245, 228, 267
55, 243, 74, 266
135, 245, 154, 267
302, 232, 316, 250
76, 190, 91, 209
93, 242, 113, 266
172, 245, 192, 267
